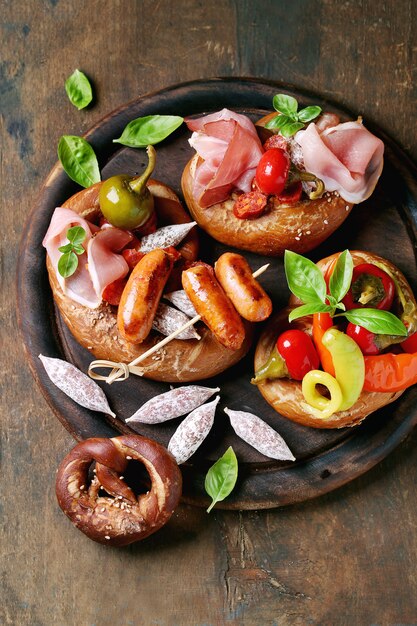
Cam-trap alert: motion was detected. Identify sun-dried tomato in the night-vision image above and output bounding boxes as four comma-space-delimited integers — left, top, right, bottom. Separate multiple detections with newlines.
233, 190, 268, 220
122, 248, 145, 270
102, 277, 128, 306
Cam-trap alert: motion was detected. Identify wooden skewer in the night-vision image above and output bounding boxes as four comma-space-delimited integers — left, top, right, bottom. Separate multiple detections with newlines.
88, 263, 270, 384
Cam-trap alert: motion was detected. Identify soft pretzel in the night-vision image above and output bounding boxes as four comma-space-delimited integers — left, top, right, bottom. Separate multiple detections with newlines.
55, 435, 182, 546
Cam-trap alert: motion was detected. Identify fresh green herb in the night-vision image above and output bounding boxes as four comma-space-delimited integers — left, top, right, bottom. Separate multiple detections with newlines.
113, 115, 184, 148
205, 446, 238, 513
329, 249, 353, 304
284, 249, 407, 336
65, 69, 93, 110
57, 226, 87, 278
340, 309, 407, 336
265, 94, 322, 138
285, 250, 327, 305
58, 135, 101, 188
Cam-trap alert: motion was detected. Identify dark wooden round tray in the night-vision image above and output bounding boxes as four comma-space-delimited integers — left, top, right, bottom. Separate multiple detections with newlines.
17, 78, 417, 509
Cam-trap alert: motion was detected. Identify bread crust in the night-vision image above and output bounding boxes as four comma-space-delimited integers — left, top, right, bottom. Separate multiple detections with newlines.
47, 180, 253, 382
254, 251, 413, 428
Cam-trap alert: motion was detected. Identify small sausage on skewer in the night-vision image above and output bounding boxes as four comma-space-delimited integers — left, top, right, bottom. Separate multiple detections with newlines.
182, 262, 245, 351
214, 252, 272, 322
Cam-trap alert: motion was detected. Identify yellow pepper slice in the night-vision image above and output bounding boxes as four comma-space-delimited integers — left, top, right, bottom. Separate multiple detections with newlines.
302, 370, 343, 419
322, 328, 365, 411
302, 328, 365, 419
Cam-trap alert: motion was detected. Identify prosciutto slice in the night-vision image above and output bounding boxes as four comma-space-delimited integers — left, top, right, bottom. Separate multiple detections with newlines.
43, 207, 132, 308
186, 108, 264, 208
295, 120, 384, 203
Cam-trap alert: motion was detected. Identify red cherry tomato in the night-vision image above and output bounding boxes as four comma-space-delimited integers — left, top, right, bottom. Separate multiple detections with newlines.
255, 148, 290, 196
276, 329, 320, 380
401, 331, 417, 353
342, 263, 395, 311
346, 323, 380, 355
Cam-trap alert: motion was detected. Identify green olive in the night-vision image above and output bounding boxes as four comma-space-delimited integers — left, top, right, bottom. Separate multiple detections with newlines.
99, 145, 156, 230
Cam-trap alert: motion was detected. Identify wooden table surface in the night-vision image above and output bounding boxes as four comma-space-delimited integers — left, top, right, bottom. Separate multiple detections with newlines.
2, 1, 417, 624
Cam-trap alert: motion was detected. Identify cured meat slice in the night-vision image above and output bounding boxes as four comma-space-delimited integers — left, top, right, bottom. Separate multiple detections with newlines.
295, 120, 384, 203
186, 108, 264, 208
43, 207, 132, 308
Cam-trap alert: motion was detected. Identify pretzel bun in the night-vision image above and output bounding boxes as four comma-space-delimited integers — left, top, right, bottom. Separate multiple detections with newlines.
55, 434, 182, 546
254, 251, 414, 428
47, 180, 253, 382
181, 112, 354, 257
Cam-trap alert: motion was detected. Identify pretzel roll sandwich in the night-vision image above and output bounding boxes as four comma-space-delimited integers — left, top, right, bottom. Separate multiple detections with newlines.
181, 95, 384, 256
253, 250, 417, 428
43, 149, 269, 382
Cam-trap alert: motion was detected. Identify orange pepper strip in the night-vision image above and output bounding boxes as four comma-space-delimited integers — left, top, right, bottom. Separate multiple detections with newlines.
312, 256, 339, 377
363, 352, 417, 393
312, 312, 335, 377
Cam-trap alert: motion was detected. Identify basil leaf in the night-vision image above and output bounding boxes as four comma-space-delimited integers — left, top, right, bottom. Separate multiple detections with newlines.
58, 243, 73, 254
67, 225, 86, 245
265, 114, 291, 130
297, 106, 322, 123
205, 446, 238, 513
57, 251, 79, 278
329, 250, 353, 303
72, 244, 85, 255
272, 94, 298, 117
58, 135, 101, 188
284, 250, 327, 304
113, 115, 184, 148
65, 69, 93, 110
279, 121, 305, 138
289, 302, 333, 322
342, 309, 408, 336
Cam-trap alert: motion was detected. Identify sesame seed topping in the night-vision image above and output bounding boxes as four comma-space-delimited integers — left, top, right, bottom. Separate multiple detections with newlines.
346, 206, 350, 211
101, 507, 106, 513
80, 485, 85, 491
119, 476, 124, 480
105, 535, 110, 540
295, 236, 300, 241
324, 219, 329, 224
126, 456, 132, 460
306, 230, 311, 235
118, 495, 123, 500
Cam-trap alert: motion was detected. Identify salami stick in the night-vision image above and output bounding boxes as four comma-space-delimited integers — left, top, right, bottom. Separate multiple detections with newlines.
88, 263, 269, 384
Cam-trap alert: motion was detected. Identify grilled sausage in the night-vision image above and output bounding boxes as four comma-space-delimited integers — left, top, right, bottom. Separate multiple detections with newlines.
182, 262, 245, 350
214, 252, 272, 322
117, 248, 173, 344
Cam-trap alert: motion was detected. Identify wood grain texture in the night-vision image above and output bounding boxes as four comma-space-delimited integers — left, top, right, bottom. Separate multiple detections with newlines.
2, 1, 417, 625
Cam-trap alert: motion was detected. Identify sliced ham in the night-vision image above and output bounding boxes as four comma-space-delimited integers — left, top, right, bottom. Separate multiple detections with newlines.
43, 207, 132, 308
186, 108, 264, 208
295, 120, 384, 203
87, 228, 132, 302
